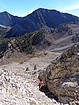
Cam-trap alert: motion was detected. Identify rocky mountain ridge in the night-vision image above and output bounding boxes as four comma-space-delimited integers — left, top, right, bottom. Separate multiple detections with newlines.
1, 8, 79, 37
1, 23, 79, 61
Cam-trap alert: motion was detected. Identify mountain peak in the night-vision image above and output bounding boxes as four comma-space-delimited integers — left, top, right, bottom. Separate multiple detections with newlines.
34, 8, 60, 13
36, 8, 48, 11
1, 11, 10, 15
1, 8, 79, 37
35, 8, 55, 11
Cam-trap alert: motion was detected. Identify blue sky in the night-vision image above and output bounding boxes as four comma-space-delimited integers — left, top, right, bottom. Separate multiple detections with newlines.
0, 0, 79, 17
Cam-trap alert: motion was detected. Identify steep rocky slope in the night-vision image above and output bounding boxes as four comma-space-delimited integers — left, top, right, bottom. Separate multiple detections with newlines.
1, 23, 79, 61
0, 11, 21, 26
0, 50, 61, 105
38, 44, 79, 104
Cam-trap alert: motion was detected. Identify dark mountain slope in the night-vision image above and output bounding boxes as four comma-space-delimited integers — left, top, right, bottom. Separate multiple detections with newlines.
20, 8, 79, 33
0, 25, 8, 36
1, 8, 79, 37
0, 11, 22, 26
5, 24, 26, 38
26, 8, 79, 27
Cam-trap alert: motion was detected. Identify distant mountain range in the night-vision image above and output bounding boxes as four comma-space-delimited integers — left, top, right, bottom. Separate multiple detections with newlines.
0, 8, 79, 37
1, 8, 79, 60
0, 10, 79, 62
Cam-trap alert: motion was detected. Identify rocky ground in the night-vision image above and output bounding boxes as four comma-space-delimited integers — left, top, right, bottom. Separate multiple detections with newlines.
39, 45, 79, 105
0, 51, 62, 105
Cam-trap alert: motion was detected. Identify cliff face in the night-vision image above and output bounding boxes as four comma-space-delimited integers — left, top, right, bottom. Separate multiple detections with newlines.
38, 44, 79, 104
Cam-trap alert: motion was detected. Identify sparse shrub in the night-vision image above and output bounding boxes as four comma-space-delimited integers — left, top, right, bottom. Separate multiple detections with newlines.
66, 51, 72, 58
44, 52, 47, 55
60, 49, 74, 63
66, 50, 74, 58
34, 65, 37, 70
0, 53, 3, 58
20, 61, 23, 64
26, 67, 29, 71
59, 53, 67, 63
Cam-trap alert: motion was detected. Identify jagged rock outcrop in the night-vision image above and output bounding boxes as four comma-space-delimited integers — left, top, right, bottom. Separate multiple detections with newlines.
38, 44, 79, 104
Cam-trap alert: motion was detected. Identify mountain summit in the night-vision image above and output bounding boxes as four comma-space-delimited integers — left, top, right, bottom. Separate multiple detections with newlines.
0, 8, 79, 37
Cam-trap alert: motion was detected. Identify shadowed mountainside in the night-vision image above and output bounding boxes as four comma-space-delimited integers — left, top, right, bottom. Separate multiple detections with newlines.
0, 8, 79, 37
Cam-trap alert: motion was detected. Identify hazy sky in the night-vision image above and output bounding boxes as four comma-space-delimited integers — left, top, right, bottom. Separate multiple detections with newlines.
0, 0, 79, 17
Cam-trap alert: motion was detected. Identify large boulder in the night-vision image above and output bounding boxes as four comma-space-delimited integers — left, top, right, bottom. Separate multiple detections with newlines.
38, 44, 79, 104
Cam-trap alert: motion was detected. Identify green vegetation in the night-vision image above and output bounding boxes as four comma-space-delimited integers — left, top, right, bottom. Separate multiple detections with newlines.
60, 49, 74, 62
65, 50, 74, 58
15, 33, 34, 54
0, 38, 9, 45
32, 30, 44, 45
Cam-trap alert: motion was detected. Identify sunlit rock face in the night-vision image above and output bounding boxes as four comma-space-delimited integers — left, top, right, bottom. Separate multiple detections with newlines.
0, 69, 37, 105
38, 44, 79, 104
